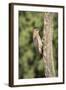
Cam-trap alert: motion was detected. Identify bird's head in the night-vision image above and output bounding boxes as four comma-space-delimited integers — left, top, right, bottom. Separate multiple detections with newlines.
33, 27, 39, 35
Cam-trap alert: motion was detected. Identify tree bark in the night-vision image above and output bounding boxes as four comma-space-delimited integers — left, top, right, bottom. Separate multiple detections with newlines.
43, 13, 56, 77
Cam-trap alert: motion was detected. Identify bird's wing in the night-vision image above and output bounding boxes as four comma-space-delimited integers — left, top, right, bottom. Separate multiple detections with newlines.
38, 36, 42, 47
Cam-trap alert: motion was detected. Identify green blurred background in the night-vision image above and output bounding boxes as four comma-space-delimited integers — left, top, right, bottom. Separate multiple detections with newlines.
19, 11, 58, 79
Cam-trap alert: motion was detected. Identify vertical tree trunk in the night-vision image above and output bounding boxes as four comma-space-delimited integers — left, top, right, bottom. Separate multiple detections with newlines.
43, 13, 55, 77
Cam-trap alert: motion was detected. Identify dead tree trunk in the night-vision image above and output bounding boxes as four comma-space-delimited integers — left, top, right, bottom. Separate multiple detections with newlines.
43, 13, 56, 77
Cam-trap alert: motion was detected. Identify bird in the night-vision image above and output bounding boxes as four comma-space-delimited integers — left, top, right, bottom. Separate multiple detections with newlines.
33, 27, 43, 55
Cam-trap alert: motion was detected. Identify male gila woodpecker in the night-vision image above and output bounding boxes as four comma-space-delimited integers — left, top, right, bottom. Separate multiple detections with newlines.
33, 28, 43, 55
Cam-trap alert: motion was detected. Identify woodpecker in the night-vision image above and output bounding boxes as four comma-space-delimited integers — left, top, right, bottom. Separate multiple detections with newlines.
33, 28, 43, 55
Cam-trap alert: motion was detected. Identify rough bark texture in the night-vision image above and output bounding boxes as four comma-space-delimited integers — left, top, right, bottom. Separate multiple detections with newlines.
43, 13, 55, 77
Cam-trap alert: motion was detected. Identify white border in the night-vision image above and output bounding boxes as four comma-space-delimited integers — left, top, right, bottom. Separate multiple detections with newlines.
14, 5, 63, 85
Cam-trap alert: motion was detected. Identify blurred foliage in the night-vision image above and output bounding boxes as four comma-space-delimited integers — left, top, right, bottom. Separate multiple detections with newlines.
19, 11, 58, 79
53, 13, 58, 76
